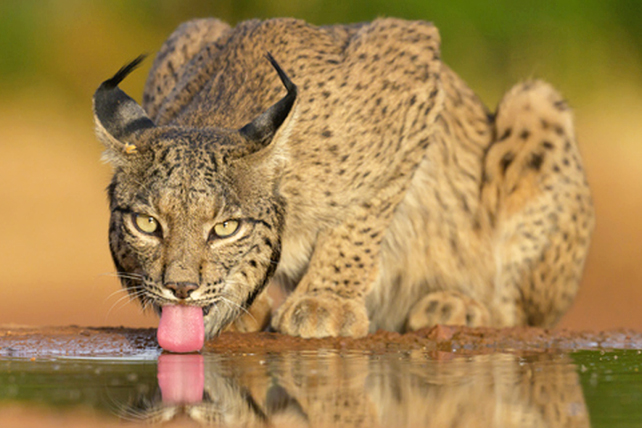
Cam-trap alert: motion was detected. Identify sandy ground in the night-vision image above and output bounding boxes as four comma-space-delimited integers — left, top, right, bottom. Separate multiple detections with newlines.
0, 87, 641, 332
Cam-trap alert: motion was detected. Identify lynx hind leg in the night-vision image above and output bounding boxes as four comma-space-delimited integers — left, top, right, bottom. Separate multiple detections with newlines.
406, 291, 490, 331
482, 81, 595, 327
142, 18, 230, 120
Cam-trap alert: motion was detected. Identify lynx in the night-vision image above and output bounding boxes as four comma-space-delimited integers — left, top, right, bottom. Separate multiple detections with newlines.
93, 18, 594, 352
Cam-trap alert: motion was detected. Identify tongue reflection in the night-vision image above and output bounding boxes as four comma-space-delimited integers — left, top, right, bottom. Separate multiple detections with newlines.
157, 305, 205, 353
157, 353, 204, 404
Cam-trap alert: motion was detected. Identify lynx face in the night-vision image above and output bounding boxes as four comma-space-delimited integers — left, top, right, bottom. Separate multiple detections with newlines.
94, 56, 295, 348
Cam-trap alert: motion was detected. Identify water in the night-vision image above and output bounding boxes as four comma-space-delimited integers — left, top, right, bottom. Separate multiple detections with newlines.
573, 350, 642, 428
1, 348, 640, 427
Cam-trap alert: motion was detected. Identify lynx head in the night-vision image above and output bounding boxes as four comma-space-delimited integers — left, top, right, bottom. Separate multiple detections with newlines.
93, 54, 296, 351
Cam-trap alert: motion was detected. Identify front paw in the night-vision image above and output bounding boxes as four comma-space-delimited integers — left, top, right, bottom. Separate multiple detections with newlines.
272, 293, 369, 338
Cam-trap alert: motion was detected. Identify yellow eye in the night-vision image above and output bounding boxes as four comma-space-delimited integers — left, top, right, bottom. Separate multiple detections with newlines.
213, 220, 239, 238
134, 214, 160, 235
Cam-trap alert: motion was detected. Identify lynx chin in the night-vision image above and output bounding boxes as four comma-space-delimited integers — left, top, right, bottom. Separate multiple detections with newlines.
93, 17, 594, 352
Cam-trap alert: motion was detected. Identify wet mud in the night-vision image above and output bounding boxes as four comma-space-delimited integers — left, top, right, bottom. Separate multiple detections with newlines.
1, 324, 641, 357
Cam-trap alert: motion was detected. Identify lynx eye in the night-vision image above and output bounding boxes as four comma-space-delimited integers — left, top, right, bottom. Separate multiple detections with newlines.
133, 213, 160, 235
212, 220, 240, 239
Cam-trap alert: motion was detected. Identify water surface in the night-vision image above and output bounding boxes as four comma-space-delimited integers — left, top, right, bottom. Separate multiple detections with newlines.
1, 348, 640, 427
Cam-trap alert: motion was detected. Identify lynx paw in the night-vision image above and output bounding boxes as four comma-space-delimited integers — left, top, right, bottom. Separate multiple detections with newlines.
272, 293, 369, 338
406, 291, 490, 331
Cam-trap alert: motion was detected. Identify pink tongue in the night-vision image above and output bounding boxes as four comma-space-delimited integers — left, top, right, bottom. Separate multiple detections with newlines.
157, 305, 205, 353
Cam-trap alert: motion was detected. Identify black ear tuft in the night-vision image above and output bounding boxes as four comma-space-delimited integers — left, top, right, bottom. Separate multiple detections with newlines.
93, 55, 155, 159
265, 52, 297, 98
239, 53, 298, 148
100, 54, 147, 91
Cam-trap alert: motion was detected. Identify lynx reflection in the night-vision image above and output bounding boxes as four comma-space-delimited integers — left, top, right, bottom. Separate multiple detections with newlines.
120, 350, 589, 427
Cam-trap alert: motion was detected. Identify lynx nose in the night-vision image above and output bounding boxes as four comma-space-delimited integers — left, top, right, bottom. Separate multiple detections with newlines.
164, 282, 199, 299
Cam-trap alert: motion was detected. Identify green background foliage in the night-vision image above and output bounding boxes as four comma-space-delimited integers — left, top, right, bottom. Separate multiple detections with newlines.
1, 0, 640, 107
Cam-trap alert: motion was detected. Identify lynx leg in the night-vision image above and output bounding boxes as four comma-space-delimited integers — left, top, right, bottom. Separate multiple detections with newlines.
481, 81, 594, 327
271, 224, 373, 338
405, 291, 491, 331
272, 201, 402, 338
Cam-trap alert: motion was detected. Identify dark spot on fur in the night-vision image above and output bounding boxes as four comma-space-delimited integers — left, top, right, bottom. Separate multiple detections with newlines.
500, 152, 515, 175
440, 304, 453, 321
425, 300, 439, 314
528, 153, 545, 171
465, 312, 475, 326
498, 128, 512, 141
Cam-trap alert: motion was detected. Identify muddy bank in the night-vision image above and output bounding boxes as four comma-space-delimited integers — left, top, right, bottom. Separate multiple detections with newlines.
1, 324, 641, 358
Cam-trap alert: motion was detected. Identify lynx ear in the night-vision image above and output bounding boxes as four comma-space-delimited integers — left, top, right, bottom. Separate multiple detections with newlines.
93, 55, 155, 162
238, 53, 297, 150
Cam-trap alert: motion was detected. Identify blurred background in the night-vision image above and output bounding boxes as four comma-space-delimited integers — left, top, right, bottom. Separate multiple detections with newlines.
0, 0, 640, 330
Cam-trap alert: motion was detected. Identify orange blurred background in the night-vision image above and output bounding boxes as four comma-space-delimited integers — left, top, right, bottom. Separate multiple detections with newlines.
0, 1, 640, 331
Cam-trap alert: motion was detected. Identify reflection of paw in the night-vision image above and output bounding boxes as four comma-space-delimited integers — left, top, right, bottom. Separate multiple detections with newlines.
406, 291, 490, 331
272, 293, 369, 338
225, 290, 272, 333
